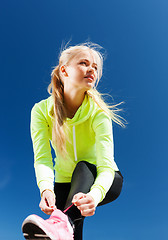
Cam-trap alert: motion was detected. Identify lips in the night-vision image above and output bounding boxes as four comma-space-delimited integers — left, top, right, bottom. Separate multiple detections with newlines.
85, 75, 94, 81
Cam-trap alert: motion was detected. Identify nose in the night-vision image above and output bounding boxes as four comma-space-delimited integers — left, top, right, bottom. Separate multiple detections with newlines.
87, 65, 95, 73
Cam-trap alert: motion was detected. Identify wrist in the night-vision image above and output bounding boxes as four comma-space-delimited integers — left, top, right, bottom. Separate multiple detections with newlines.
87, 188, 102, 207
41, 189, 55, 197
86, 193, 96, 206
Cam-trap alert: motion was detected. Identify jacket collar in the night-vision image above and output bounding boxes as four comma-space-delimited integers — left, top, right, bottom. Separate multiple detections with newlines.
47, 93, 96, 125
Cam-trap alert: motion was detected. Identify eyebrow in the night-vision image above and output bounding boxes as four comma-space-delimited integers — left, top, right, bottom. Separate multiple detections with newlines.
80, 58, 97, 66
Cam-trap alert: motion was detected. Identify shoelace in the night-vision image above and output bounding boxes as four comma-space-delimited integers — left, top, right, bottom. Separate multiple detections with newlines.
46, 218, 61, 224
63, 204, 74, 213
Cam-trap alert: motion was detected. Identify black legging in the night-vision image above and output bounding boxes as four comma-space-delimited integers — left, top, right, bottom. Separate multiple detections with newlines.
54, 161, 123, 240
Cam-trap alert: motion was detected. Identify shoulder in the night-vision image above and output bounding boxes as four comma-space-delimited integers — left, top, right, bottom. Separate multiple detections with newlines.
32, 96, 52, 109
87, 96, 110, 121
89, 98, 112, 131
31, 96, 53, 118
92, 110, 111, 128
87, 94, 110, 117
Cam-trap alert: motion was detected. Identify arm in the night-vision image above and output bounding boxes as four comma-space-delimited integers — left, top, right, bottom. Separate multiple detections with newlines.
72, 111, 118, 216
88, 111, 118, 206
31, 101, 56, 214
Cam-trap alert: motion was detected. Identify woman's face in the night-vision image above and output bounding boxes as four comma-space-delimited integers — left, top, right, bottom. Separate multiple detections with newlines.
61, 50, 98, 91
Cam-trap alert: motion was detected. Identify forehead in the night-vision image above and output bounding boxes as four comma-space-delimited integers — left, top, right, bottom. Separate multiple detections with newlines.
72, 50, 98, 64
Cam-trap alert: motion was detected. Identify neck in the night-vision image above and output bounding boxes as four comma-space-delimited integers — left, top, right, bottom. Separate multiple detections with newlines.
63, 88, 86, 118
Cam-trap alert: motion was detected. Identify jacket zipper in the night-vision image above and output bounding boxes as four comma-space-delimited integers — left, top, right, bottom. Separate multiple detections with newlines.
73, 126, 77, 161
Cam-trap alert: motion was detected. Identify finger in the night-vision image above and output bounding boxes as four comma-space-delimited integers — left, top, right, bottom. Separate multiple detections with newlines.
44, 209, 54, 215
72, 193, 85, 204
41, 205, 54, 215
39, 198, 55, 215
42, 191, 56, 211
80, 202, 95, 216
81, 208, 95, 217
77, 202, 95, 212
42, 190, 56, 208
72, 192, 85, 202
75, 196, 92, 206
39, 197, 46, 209
47, 194, 56, 208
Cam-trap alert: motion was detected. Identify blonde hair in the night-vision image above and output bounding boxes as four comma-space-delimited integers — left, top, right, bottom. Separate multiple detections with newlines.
48, 42, 125, 155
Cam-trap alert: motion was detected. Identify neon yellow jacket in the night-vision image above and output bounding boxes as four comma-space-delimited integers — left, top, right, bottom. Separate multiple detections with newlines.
31, 93, 119, 206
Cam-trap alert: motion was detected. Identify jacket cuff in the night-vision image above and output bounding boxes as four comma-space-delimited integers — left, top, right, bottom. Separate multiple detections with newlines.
38, 180, 54, 196
87, 188, 103, 207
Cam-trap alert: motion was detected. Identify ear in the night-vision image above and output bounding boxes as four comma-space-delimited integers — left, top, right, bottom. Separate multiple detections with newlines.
60, 65, 68, 77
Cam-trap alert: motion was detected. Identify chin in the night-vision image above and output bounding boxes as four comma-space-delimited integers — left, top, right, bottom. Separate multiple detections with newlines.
85, 86, 92, 91
86, 83, 94, 89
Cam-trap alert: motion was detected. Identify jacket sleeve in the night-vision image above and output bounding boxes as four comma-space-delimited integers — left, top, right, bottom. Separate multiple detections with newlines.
88, 111, 119, 206
30, 102, 54, 195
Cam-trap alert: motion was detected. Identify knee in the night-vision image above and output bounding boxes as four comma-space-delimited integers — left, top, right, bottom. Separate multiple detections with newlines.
111, 172, 123, 200
74, 161, 87, 172
76, 161, 96, 172
73, 161, 97, 179
98, 172, 123, 206
76, 160, 94, 167
76, 161, 87, 167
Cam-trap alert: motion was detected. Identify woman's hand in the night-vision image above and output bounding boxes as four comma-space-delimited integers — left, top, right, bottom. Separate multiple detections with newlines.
39, 189, 57, 215
72, 192, 96, 217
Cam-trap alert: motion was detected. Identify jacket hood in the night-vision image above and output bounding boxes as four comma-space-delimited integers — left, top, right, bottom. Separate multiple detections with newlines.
47, 93, 97, 126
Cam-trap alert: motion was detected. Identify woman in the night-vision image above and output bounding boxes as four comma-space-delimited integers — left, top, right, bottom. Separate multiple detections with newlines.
22, 42, 124, 240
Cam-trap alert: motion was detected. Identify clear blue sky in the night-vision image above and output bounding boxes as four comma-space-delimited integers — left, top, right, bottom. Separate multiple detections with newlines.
0, 0, 168, 239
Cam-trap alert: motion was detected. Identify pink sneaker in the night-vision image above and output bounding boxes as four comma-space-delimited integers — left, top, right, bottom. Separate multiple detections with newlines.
22, 209, 74, 240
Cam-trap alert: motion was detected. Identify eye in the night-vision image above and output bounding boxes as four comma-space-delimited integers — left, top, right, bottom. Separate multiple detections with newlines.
80, 61, 87, 65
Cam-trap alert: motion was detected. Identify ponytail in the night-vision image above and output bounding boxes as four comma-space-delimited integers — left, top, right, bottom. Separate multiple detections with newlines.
48, 66, 67, 156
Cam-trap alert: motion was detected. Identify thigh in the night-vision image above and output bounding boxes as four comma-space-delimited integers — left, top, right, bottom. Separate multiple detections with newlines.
64, 161, 97, 209
98, 171, 123, 206
54, 182, 71, 211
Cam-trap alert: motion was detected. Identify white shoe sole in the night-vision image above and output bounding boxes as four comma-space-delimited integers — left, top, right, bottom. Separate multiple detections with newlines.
22, 215, 55, 240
